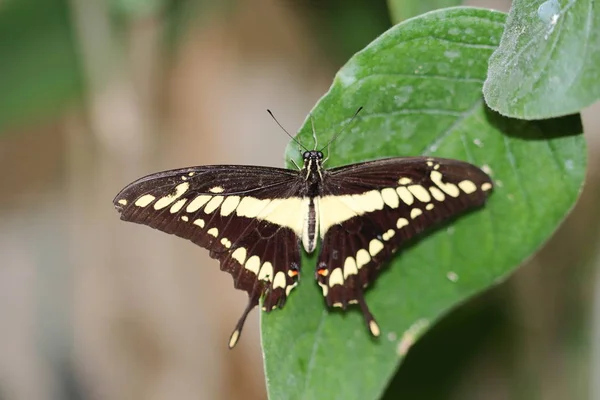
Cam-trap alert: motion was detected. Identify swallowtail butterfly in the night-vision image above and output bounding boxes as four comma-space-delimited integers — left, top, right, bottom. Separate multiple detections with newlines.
113, 114, 493, 348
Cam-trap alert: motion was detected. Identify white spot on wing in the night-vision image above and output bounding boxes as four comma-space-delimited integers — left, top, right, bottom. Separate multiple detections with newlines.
410, 208, 423, 219
232, 247, 247, 265
356, 249, 371, 269
154, 182, 190, 210
343, 257, 358, 278
258, 262, 274, 281
204, 196, 224, 214
220, 196, 241, 216
369, 239, 384, 256
458, 180, 477, 194
408, 185, 431, 202
381, 188, 400, 208
329, 268, 344, 286
193, 218, 205, 228
273, 271, 286, 289
245, 255, 260, 274
207, 227, 218, 237
396, 218, 409, 229
285, 282, 297, 296
429, 186, 445, 201
430, 170, 459, 197
382, 229, 395, 241
169, 198, 187, 214
318, 281, 329, 296
135, 194, 155, 207
396, 187, 414, 205
209, 186, 225, 193
118, 199, 128, 205
186, 195, 211, 212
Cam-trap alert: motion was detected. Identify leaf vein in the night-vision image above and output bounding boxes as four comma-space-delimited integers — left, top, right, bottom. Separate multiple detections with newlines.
363, 109, 464, 119
502, 135, 534, 214
363, 72, 484, 84
460, 132, 499, 265
421, 99, 482, 155
301, 310, 327, 399
426, 36, 497, 50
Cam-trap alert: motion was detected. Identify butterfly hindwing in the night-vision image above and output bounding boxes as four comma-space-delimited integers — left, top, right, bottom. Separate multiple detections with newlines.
113, 165, 304, 347
315, 157, 493, 334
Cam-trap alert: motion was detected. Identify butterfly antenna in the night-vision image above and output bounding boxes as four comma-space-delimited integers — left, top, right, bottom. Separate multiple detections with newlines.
267, 109, 308, 152
319, 106, 363, 153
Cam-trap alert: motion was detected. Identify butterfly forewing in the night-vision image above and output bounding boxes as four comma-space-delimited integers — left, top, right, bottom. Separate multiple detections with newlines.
315, 157, 493, 334
113, 165, 306, 347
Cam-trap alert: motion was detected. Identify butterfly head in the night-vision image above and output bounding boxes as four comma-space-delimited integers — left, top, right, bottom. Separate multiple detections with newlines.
302, 150, 324, 181
302, 150, 323, 161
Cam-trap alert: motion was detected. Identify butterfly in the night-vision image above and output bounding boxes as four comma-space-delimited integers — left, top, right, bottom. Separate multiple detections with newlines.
112, 110, 493, 348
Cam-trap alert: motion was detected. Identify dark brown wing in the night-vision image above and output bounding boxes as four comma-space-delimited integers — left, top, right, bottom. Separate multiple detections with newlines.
316, 157, 493, 336
113, 165, 304, 348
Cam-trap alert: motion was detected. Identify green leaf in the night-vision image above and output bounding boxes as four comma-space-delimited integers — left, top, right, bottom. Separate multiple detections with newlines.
261, 7, 585, 400
387, 0, 463, 24
483, 0, 600, 119
0, 0, 82, 134
383, 287, 508, 399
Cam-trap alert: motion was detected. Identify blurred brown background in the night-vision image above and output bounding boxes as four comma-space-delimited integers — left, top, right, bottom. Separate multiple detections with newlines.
0, 0, 598, 399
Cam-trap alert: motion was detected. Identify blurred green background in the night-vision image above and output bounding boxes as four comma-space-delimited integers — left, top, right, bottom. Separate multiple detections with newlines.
0, 0, 598, 399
